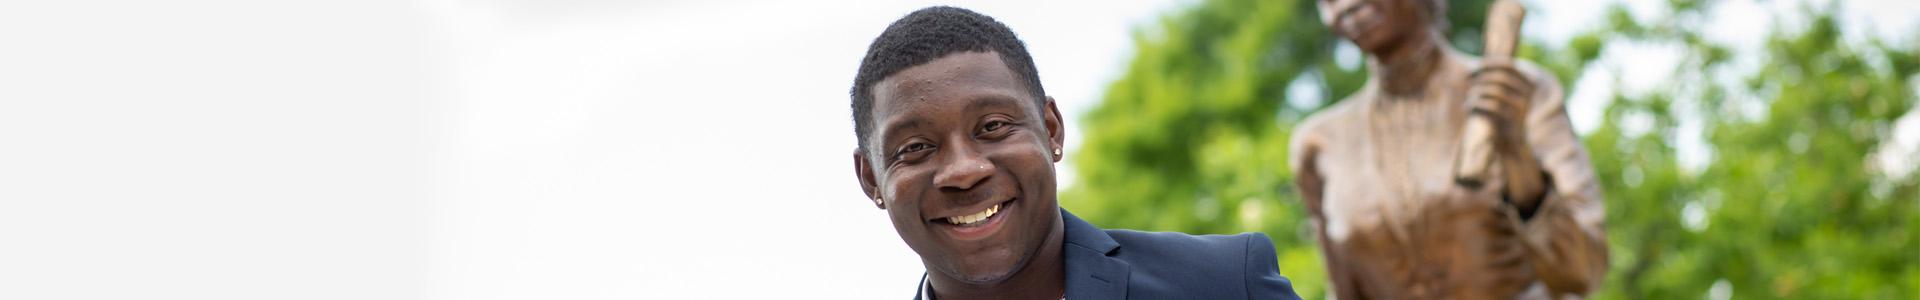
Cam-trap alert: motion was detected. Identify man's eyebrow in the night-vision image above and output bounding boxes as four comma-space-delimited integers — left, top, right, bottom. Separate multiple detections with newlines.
878, 118, 925, 142
966, 93, 1026, 112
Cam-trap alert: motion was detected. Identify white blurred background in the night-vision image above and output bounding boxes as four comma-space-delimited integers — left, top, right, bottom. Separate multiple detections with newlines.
1, 0, 1912, 299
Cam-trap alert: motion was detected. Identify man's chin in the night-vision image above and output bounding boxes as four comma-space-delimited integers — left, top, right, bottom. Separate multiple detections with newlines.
939, 255, 1026, 285
945, 267, 1018, 285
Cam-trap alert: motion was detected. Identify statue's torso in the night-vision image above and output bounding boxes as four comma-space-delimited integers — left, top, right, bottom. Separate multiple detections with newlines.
1302, 57, 1550, 299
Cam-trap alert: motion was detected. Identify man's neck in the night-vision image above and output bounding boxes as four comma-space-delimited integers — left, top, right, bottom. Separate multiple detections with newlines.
1366, 31, 1451, 96
927, 217, 1067, 300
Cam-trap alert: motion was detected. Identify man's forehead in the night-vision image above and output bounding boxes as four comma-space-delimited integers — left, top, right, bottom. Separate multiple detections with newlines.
871, 52, 1033, 116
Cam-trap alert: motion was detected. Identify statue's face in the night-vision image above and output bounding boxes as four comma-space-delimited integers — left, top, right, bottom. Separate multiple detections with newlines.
1318, 0, 1433, 54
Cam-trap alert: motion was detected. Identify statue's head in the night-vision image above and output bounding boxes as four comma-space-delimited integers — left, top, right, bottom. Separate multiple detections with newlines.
1318, 0, 1446, 55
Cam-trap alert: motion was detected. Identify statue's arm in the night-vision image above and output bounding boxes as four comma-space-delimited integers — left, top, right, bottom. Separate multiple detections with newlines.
1288, 122, 1327, 226
1513, 62, 1609, 296
1287, 117, 1361, 298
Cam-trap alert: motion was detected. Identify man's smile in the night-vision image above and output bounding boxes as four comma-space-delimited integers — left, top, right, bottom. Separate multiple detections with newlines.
944, 203, 1000, 225
930, 197, 1018, 241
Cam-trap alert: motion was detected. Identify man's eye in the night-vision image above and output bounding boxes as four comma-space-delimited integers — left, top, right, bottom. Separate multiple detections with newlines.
894, 143, 934, 162
982, 120, 1009, 133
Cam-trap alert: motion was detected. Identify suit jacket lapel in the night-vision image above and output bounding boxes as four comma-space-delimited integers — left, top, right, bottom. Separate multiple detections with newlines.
1061, 209, 1129, 299
915, 210, 1129, 300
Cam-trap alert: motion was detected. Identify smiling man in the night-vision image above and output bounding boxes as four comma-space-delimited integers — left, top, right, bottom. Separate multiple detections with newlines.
849, 6, 1302, 300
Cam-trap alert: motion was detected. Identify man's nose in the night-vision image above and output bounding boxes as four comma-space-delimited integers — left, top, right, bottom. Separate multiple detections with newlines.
933, 143, 994, 192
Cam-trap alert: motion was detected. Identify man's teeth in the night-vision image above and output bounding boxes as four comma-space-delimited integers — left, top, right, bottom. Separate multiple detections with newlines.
945, 204, 1001, 225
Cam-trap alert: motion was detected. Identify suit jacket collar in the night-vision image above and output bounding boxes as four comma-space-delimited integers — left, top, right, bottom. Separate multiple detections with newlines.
913, 209, 1131, 300
1061, 209, 1130, 299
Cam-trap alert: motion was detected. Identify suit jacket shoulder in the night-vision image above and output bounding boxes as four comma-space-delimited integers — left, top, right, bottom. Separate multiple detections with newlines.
1065, 210, 1301, 300
1104, 228, 1259, 284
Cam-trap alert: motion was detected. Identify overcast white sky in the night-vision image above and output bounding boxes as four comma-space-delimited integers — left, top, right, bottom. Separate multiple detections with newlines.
1, 0, 1913, 299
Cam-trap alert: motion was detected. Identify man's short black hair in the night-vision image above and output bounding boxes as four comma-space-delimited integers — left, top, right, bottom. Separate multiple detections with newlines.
850, 6, 1046, 149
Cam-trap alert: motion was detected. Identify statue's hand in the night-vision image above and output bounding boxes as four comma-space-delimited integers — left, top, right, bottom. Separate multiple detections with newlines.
1466, 65, 1536, 156
1464, 64, 1548, 213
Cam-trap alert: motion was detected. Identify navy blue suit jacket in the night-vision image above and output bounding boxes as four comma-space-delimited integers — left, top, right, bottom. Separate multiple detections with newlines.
916, 209, 1302, 299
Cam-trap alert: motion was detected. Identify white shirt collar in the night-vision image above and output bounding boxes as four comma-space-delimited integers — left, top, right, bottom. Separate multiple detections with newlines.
919, 273, 1065, 300
920, 273, 935, 300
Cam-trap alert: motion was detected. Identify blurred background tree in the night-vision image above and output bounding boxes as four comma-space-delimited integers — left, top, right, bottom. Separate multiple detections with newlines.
1058, 0, 1918, 298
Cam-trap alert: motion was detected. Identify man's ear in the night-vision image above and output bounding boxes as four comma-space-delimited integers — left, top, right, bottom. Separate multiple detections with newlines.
1043, 96, 1066, 163
853, 148, 884, 209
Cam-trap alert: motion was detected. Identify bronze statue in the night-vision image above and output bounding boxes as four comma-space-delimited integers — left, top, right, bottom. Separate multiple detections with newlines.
1288, 0, 1608, 298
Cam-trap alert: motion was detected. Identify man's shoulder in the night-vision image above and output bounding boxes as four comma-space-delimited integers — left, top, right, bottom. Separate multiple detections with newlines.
1058, 210, 1301, 299
1100, 229, 1275, 271
1096, 229, 1297, 299
1102, 229, 1270, 259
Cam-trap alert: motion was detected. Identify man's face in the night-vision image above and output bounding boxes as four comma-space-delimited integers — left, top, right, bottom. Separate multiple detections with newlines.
1319, 0, 1430, 53
856, 51, 1064, 284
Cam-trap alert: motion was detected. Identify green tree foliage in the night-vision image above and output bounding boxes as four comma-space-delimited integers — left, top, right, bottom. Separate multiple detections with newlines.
1062, 0, 1917, 298
1581, 1, 1919, 298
